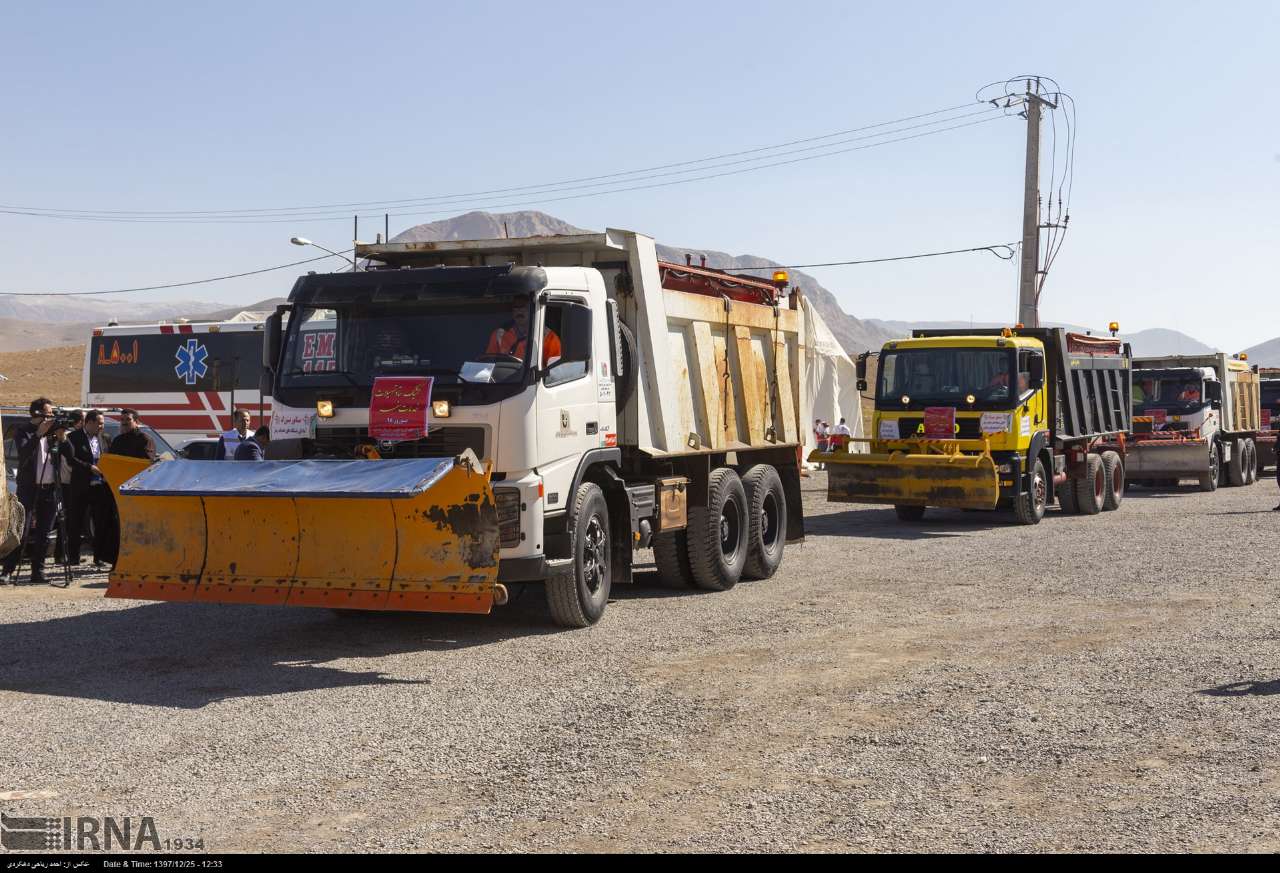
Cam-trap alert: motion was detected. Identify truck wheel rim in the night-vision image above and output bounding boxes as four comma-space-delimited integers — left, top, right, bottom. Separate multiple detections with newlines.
1111, 465, 1124, 499
720, 501, 743, 562
761, 492, 782, 552
1094, 468, 1104, 501
582, 516, 607, 594
1033, 471, 1047, 514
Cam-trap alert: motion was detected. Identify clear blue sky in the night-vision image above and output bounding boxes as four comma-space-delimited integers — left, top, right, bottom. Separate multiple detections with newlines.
2, 1, 1276, 350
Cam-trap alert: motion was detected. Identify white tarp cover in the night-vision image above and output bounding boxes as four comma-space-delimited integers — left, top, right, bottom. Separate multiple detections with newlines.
801, 299, 863, 451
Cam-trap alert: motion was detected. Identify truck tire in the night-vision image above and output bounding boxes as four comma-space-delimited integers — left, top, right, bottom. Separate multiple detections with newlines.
652, 529, 695, 589
741, 464, 786, 581
1057, 478, 1079, 514
1101, 451, 1124, 512
1199, 442, 1220, 492
1073, 454, 1105, 515
1013, 458, 1048, 525
1243, 439, 1257, 484
895, 505, 926, 521
545, 482, 611, 628
1227, 439, 1246, 487
687, 467, 748, 592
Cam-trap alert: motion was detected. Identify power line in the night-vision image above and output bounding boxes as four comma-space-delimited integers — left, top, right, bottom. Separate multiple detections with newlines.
0, 249, 353, 297
723, 243, 1018, 271
1, 114, 1011, 226
0, 101, 990, 220
0, 241, 1015, 298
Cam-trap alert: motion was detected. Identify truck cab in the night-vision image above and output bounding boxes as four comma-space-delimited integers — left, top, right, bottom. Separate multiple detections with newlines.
266, 264, 621, 578
1131, 367, 1220, 436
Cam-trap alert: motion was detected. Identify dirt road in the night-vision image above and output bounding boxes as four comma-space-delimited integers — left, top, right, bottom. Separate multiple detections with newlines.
1, 475, 1278, 852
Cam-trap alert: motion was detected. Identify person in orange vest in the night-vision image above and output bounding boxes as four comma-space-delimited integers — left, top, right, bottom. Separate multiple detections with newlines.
486, 294, 561, 367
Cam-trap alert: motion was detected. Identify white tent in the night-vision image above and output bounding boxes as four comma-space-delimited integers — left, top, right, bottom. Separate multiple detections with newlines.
801, 299, 864, 453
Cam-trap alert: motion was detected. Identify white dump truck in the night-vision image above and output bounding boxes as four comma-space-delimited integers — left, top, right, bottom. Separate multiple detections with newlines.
102, 229, 817, 628
1125, 353, 1262, 490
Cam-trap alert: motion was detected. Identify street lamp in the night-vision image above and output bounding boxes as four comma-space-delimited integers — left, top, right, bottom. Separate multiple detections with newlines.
290, 236, 356, 267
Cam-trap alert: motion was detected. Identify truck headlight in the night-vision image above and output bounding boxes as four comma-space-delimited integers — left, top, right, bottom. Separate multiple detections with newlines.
495, 488, 521, 548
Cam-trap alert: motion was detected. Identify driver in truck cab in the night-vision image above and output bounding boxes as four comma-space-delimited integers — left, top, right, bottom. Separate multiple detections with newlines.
486, 294, 561, 366
1178, 383, 1201, 402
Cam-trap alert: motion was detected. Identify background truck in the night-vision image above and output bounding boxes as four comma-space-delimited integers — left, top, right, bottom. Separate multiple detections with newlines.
816, 327, 1132, 524
1256, 367, 1279, 472
101, 228, 823, 627
1125, 354, 1261, 491
83, 319, 272, 450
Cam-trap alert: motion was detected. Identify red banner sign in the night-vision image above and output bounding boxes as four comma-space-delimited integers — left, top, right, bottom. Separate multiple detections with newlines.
923, 406, 956, 439
369, 376, 432, 442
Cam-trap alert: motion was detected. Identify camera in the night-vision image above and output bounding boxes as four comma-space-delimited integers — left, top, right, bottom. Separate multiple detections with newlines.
48, 409, 80, 430
46, 408, 80, 431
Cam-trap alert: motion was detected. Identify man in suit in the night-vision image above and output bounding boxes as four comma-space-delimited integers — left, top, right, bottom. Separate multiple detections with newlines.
214, 409, 252, 461
63, 409, 117, 566
1, 398, 68, 584
233, 426, 269, 461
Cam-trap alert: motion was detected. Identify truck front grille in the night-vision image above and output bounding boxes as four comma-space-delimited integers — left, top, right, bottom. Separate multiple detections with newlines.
310, 426, 486, 459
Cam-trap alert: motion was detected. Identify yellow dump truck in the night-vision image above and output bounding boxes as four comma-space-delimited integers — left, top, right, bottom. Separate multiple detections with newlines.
101, 229, 815, 627
816, 327, 1133, 524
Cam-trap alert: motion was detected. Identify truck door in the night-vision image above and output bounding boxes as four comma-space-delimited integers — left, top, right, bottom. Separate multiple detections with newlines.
536, 297, 600, 513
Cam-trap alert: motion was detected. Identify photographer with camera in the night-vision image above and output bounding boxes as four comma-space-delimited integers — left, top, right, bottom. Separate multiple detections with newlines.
1, 398, 70, 585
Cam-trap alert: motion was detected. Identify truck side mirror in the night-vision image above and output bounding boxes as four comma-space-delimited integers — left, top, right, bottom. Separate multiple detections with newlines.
264, 310, 284, 370
1204, 381, 1221, 402
856, 352, 869, 381
1029, 355, 1045, 389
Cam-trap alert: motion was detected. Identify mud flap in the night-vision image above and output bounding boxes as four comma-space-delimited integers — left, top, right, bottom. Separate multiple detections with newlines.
817, 448, 1000, 510
100, 452, 499, 613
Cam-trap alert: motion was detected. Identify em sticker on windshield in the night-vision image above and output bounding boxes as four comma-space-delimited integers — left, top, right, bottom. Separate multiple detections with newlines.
878, 419, 900, 440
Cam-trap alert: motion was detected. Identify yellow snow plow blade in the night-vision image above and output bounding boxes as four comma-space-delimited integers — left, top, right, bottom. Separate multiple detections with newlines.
814, 440, 1000, 510
99, 451, 500, 613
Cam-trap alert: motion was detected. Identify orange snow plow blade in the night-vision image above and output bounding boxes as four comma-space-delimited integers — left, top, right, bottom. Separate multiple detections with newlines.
99, 452, 500, 613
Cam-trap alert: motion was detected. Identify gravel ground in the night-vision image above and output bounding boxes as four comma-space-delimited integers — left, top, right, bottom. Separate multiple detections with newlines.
1, 473, 1279, 853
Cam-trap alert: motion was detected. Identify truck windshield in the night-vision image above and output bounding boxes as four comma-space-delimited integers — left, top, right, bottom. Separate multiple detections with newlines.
878, 348, 1014, 408
1132, 374, 1206, 410
278, 299, 529, 387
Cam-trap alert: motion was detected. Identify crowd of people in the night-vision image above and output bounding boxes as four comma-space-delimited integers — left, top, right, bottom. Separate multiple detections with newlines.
1, 397, 268, 586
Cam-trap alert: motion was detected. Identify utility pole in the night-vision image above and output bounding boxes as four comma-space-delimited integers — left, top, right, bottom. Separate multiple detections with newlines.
1016, 78, 1057, 327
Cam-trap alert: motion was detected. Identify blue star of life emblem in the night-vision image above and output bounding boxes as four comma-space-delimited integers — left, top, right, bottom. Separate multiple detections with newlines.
174, 338, 209, 385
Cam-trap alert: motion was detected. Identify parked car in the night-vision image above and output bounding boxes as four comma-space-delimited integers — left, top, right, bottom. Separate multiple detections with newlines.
179, 437, 221, 460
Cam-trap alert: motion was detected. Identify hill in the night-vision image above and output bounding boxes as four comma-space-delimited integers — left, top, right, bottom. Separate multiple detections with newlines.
1241, 336, 1280, 368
